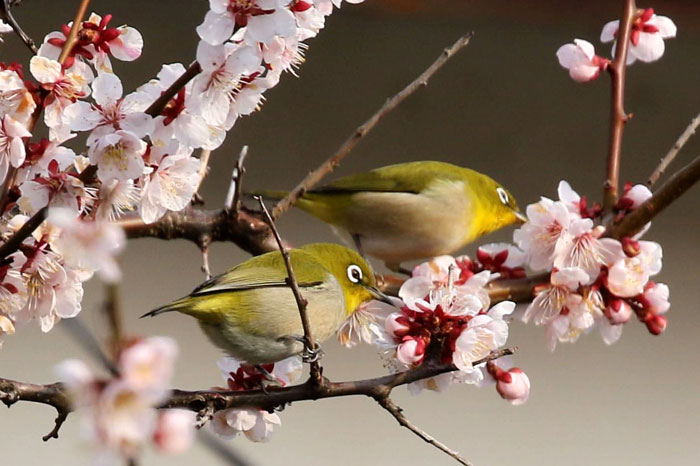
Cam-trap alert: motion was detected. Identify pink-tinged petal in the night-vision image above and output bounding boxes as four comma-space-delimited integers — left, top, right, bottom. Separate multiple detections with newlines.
197, 11, 235, 45
0, 157, 8, 183
556, 43, 582, 68
569, 63, 601, 83
598, 318, 623, 345
92, 72, 123, 106
209, 0, 229, 14
496, 368, 530, 405
29, 56, 61, 83
630, 32, 665, 63
140, 195, 167, 224
3, 115, 31, 138
573, 39, 595, 60
63, 101, 102, 132
246, 9, 297, 45
110, 26, 143, 61
648, 15, 677, 38
488, 301, 515, 320
154, 410, 196, 454
9, 136, 25, 168
600, 20, 619, 42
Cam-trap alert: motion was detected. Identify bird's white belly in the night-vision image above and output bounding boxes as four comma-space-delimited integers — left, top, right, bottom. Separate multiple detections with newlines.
200, 279, 346, 364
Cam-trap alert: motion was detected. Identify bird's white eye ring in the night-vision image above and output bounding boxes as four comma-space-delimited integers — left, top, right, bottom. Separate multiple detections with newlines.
496, 187, 509, 205
347, 264, 363, 284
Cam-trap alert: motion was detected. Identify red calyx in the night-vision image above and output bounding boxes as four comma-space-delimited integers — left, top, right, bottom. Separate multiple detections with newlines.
644, 314, 667, 335
290, 0, 312, 12
621, 237, 641, 257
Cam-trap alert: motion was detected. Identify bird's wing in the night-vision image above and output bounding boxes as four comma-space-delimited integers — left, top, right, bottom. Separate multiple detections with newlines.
191, 249, 326, 296
313, 161, 462, 194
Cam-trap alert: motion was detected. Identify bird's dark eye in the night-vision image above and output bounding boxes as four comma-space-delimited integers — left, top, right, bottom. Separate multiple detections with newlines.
496, 187, 509, 205
346, 264, 363, 284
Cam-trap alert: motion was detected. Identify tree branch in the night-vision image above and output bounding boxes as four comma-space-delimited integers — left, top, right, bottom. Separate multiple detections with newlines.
271, 31, 475, 220
225, 146, 248, 214
57, 0, 91, 64
609, 153, 700, 239
0, 205, 48, 260
603, 0, 637, 211
145, 61, 202, 117
0, 348, 514, 437
376, 397, 472, 466
648, 111, 700, 187
255, 197, 322, 384
0, 0, 37, 54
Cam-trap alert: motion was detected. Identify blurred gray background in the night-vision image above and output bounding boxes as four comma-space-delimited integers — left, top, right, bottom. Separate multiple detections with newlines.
1, 0, 699, 465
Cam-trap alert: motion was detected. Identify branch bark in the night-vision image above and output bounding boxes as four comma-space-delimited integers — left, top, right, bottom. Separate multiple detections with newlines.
609, 153, 700, 239
648, 111, 700, 187
0, 0, 38, 54
603, 0, 637, 211
271, 32, 475, 220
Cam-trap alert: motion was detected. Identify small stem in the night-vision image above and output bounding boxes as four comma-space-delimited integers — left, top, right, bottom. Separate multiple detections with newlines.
225, 145, 248, 214
271, 32, 475, 220
255, 197, 322, 384
0, 206, 48, 260
376, 397, 473, 466
145, 61, 202, 117
603, 0, 637, 211
648, 111, 700, 187
58, 0, 92, 65
0, 0, 38, 54
104, 283, 124, 359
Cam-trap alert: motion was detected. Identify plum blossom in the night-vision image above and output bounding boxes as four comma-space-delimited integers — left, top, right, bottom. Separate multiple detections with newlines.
29, 56, 93, 142
63, 72, 153, 144
190, 41, 263, 127
55, 337, 192, 462
88, 129, 147, 183
556, 39, 609, 82
48, 207, 125, 282
139, 155, 201, 224
337, 299, 397, 348
523, 267, 589, 325
601, 8, 677, 64
211, 356, 301, 441
0, 115, 31, 183
197, 0, 297, 46
486, 362, 530, 406
96, 179, 141, 220
0, 67, 37, 126
514, 197, 572, 270
39, 13, 143, 73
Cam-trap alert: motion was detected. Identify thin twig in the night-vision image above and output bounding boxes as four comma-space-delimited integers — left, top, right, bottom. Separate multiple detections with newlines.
225, 146, 248, 214
255, 196, 322, 384
609, 153, 700, 238
194, 149, 212, 200
603, 0, 637, 211
271, 31, 475, 219
104, 283, 124, 359
57, 0, 91, 64
0, 205, 48, 260
376, 397, 472, 466
0, 0, 38, 54
200, 238, 212, 280
648, 111, 700, 187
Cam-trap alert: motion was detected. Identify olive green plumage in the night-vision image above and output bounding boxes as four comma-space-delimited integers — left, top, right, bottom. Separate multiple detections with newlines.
257, 161, 524, 270
144, 243, 385, 364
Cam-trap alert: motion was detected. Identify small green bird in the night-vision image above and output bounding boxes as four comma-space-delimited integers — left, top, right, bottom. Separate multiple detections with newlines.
143, 243, 389, 364
261, 161, 525, 271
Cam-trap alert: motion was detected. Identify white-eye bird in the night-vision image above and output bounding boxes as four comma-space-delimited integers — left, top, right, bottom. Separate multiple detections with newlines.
143, 243, 390, 364
260, 161, 525, 271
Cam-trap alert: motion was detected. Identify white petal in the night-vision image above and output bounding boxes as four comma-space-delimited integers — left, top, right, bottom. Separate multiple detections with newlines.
631, 33, 665, 63
600, 20, 619, 42
30, 56, 61, 83
110, 27, 144, 61
92, 72, 123, 106
197, 11, 235, 45
63, 101, 102, 132
648, 15, 677, 38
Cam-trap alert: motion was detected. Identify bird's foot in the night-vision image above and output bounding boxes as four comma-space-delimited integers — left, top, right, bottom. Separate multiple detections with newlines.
302, 345, 324, 363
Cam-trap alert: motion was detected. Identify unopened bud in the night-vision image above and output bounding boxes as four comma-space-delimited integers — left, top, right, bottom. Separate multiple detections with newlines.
644, 314, 667, 335
396, 336, 426, 366
495, 367, 531, 406
605, 298, 632, 325
621, 237, 641, 257
385, 312, 411, 339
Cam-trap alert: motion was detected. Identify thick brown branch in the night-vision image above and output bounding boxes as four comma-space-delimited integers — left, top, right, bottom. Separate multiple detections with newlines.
118, 207, 276, 257
0, 0, 37, 54
271, 32, 474, 219
603, 0, 637, 211
0, 378, 71, 441
255, 197, 322, 383
376, 397, 472, 466
648, 111, 700, 187
0, 349, 513, 442
609, 153, 700, 239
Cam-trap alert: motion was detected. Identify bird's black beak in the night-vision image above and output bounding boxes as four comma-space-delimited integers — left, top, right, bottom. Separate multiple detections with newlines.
365, 285, 398, 306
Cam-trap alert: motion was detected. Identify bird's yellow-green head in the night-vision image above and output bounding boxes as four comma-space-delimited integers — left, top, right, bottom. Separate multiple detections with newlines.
464, 171, 526, 242
299, 243, 383, 316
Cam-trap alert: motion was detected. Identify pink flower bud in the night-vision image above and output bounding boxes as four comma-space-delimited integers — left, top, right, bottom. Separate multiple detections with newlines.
385, 312, 411, 339
153, 409, 196, 454
605, 298, 632, 325
495, 367, 531, 406
621, 237, 641, 257
622, 184, 652, 209
644, 314, 667, 335
396, 336, 426, 366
